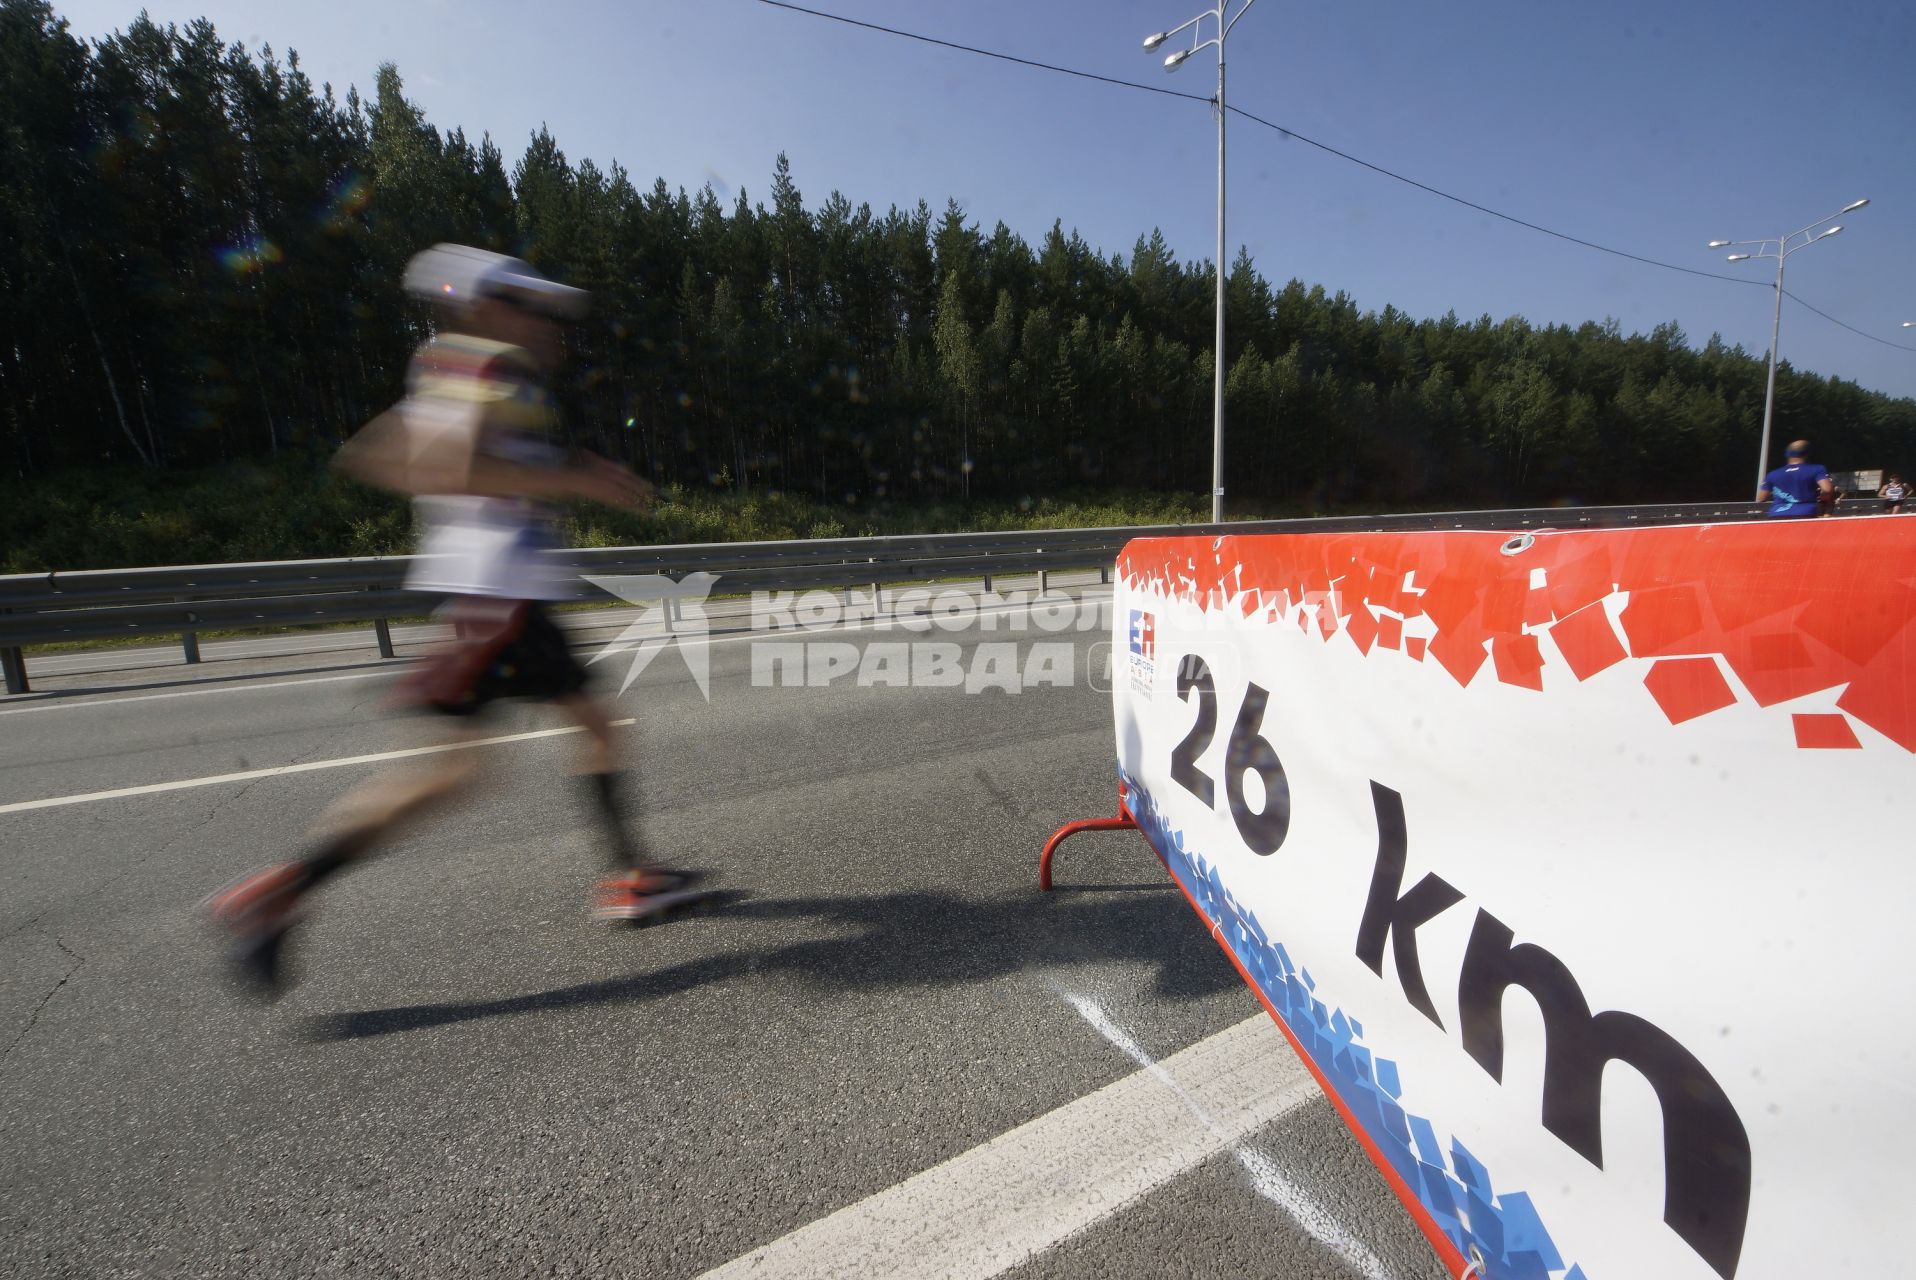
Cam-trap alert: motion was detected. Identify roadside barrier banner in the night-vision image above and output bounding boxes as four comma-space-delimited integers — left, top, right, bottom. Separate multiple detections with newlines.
1112, 517, 1916, 1280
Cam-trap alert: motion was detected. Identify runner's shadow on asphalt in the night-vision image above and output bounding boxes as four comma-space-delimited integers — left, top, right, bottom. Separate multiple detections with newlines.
302, 878, 1235, 1043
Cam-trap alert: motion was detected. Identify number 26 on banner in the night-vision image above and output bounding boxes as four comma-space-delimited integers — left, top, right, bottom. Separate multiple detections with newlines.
1168, 655, 1292, 855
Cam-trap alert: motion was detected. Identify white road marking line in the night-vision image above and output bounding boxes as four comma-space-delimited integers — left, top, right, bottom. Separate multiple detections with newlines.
26, 632, 398, 670
21, 576, 1109, 674
695, 1012, 1319, 1280
2, 591, 1116, 810
1233, 1145, 1396, 1280
1066, 992, 1396, 1280
0, 720, 635, 816
0, 671, 393, 716
28, 608, 646, 668
6, 591, 1113, 716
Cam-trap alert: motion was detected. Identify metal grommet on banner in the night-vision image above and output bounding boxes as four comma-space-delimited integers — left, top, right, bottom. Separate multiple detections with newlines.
1459, 1243, 1488, 1278
1499, 532, 1536, 556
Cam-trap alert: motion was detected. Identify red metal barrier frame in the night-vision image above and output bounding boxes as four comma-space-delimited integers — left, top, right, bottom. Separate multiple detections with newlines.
1038, 786, 1473, 1280
1037, 782, 1138, 891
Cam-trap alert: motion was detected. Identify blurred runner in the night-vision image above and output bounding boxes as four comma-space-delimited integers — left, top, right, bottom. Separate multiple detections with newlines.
1882, 473, 1909, 515
1757, 439, 1832, 518
207, 244, 696, 996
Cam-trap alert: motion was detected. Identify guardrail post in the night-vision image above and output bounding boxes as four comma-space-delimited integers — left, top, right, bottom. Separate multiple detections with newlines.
1, 644, 26, 695
983, 572, 993, 593
367, 583, 396, 658
1099, 566, 1109, 585
664, 598, 677, 633
1037, 568, 1050, 597
0, 602, 23, 694
178, 598, 201, 664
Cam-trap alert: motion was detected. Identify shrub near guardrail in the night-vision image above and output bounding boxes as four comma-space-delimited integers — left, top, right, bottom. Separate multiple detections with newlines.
2, 460, 1228, 574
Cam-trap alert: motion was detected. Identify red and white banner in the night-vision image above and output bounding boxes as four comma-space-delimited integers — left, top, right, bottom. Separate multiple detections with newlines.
1112, 517, 1916, 1280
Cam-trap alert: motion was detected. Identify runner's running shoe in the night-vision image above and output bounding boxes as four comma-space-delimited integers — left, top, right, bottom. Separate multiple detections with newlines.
205, 862, 305, 932
591, 867, 705, 920
204, 862, 307, 997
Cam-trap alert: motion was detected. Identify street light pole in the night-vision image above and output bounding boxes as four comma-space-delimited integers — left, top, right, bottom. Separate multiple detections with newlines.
1145, 0, 1257, 524
1212, 47, 1227, 525
1709, 197, 1868, 498
1758, 250, 1786, 500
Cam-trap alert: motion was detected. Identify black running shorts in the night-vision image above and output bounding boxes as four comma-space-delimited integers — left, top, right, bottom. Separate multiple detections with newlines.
399, 600, 590, 717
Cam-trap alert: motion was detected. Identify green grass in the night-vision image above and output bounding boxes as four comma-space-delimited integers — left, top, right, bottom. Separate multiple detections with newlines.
1, 460, 1253, 575
2, 461, 411, 575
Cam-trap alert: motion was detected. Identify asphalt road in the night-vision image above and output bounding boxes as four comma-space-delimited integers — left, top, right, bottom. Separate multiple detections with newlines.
1, 584, 1440, 1279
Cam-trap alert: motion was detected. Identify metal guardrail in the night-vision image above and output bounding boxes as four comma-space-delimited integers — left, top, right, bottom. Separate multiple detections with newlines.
0, 498, 1842, 694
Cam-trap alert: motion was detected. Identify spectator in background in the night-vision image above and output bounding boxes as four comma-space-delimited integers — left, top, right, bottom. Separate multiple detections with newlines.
1881, 474, 1908, 514
1757, 440, 1832, 518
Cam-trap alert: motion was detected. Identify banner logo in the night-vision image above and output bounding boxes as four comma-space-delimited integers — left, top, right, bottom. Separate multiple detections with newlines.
584, 572, 718, 698
1127, 608, 1156, 691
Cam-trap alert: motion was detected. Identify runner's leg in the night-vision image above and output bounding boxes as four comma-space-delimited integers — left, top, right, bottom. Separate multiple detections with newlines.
555, 691, 639, 869
554, 692, 701, 917
303, 737, 485, 883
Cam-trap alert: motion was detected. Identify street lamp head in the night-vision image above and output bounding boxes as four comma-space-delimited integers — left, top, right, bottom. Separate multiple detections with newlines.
1816, 225, 1843, 240
1142, 31, 1169, 50
1726, 253, 1752, 262
1841, 198, 1870, 214
1707, 240, 1731, 248
1903, 322, 1916, 329
1164, 49, 1193, 69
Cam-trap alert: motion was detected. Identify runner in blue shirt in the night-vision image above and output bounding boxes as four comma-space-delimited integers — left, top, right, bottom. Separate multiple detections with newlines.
1757, 440, 1832, 518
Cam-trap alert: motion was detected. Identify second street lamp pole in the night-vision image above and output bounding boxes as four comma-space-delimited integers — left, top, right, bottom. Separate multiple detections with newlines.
1757, 249, 1786, 502
1146, 1, 1257, 524
1212, 46, 1226, 524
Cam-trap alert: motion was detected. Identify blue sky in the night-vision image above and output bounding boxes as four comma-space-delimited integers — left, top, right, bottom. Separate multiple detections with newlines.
52, 0, 1916, 400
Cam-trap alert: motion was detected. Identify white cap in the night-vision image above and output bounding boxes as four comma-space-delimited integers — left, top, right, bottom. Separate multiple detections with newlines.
402, 243, 589, 319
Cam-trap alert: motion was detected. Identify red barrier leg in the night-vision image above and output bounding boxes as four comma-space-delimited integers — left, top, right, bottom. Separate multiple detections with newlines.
1038, 781, 1138, 891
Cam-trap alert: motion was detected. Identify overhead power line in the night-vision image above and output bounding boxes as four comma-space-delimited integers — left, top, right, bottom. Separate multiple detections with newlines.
1222, 104, 1763, 289
1784, 291, 1916, 354
752, 0, 1916, 356
751, 0, 1211, 104
750, 0, 1753, 286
